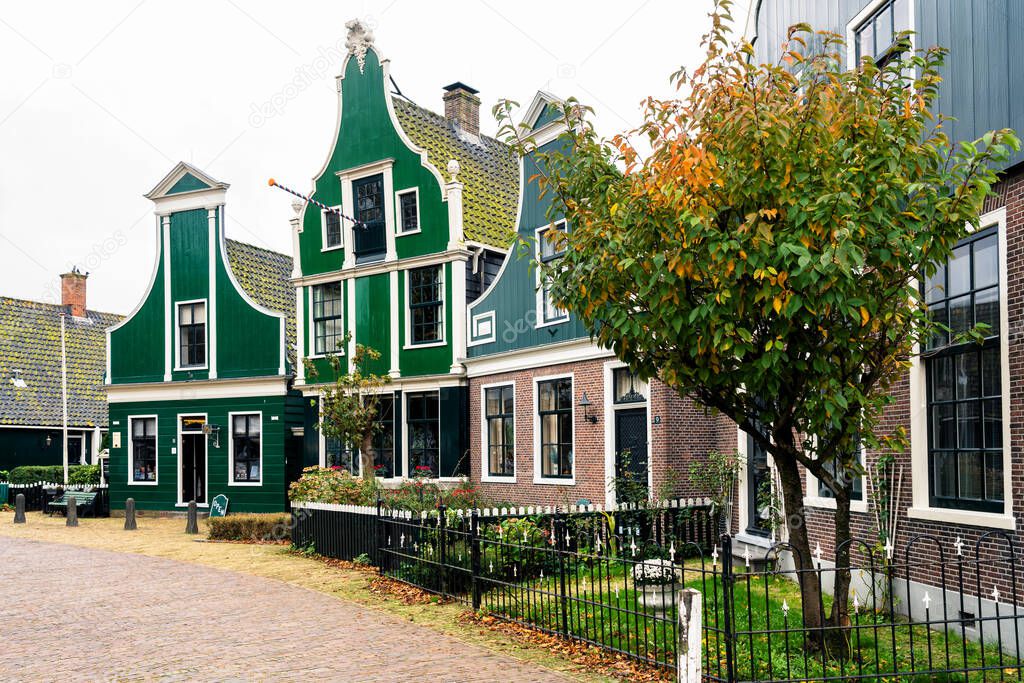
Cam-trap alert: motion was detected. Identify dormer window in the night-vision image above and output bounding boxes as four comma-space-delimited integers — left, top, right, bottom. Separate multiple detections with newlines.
397, 188, 419, 234
537, 221, 569, 325
177, 301, 207, 369
854, 0, 910, 65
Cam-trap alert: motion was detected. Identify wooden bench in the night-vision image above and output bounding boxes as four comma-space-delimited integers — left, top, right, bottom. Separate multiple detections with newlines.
48, 491, 99, 517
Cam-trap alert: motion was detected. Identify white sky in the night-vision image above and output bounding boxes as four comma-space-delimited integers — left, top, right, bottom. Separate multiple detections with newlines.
0, 0, 753, 315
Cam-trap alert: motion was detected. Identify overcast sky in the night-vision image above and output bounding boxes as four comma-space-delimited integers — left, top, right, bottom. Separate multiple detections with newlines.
0, 0, 753, 315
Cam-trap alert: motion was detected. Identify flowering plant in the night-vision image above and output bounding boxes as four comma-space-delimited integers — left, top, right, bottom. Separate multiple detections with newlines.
632, 558, 680, 586
288, 466, 380, 505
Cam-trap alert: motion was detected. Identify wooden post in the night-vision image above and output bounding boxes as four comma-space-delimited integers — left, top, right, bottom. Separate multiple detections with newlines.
13, 493, 26, 523
677, 587, 703, 682
185, 500, 199, 535
124, 498, 137, 530
66, 496, 78, 527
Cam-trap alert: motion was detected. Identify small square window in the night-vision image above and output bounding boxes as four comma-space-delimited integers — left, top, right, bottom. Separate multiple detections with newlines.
324, 209, 342, 249
398, 190, 419, 233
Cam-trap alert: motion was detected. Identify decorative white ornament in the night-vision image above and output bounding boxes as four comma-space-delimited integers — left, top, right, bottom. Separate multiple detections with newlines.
884, 540, 894, 561
853, 595, 860, 614
743, 546, 752, 568
782, 599, 790, 616
992, 586, 1001, 603
922, 592, 932, 610
814, 542, 823, 563
954, 536, 964, 557
344, 19, 375, 74
447, 159, 461, 182
712, 546, 719, 567
669, 542, 676, 563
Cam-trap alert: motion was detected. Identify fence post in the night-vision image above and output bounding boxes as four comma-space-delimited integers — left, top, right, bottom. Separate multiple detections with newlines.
720, 535, 737, 682
375, 495, 384, 571
438, 504, 448, 598
677, 587, 703, 682
185, 500, 199, 534
555, 513, 571, 640
470, 509, 482, 610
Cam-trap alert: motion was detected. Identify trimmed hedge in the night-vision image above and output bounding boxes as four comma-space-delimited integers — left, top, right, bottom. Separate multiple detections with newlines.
8, 465, 97, 485
206, 513, 292, 542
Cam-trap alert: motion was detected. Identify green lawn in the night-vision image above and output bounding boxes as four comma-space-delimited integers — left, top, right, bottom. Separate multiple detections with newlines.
449, 550, 1023, 681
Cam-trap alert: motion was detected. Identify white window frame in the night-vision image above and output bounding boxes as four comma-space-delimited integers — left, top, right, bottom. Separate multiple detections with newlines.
395, 187, 421, 236
845, 0, 916, 70
468, 310, 496, 346
320, 205, 344, 251
174, 299, 209, 371
127, 415, 159, 486
481, 381, 516, 483
404, 264, 447, 349
337, 158, 396, 266
534, 221, 569, 328
908, 207, 1014, 530
308, 282, 345, 359
533, 372, 575, 485
66, 433, 85, 466
228, 411, 263, 487
804, 441, 869, 514
603, 361, 652, 508
175, 413, 209, 508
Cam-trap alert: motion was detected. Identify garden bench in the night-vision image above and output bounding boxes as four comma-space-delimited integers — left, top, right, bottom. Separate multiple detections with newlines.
48, 491, 99, 517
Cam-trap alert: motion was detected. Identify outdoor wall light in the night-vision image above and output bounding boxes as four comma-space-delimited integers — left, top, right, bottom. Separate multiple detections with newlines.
44, 434, 52, 448
579, 392, 598, 424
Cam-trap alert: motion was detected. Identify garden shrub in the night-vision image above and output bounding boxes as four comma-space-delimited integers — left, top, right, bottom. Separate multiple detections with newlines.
288, 466, 380, 505
206, 513, 292, 542
0, 470, 8, 482
68, 464, 100, 485
8, 465, 95, 484
481, 517, 554, 581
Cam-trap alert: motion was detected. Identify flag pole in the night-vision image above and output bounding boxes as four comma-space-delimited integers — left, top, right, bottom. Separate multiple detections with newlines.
61, 312, 69, 485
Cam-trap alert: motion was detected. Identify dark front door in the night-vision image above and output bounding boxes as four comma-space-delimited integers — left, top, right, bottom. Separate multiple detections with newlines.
746, 433, 771, 536
614, 408, 649, 498
181, 433, 206, 505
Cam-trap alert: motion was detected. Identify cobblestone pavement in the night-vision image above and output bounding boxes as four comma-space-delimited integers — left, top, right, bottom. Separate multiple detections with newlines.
0, 536, 571, 682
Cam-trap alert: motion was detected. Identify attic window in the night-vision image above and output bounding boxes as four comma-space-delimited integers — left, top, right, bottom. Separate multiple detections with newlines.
10, 370, 27, 388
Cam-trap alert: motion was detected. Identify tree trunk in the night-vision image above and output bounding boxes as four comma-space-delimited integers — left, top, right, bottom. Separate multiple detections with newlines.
773, 452, 826, 647
360, 432, 376, 482
827, 485, 854, 658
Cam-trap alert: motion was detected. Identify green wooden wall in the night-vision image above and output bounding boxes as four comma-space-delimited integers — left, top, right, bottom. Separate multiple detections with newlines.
298, 48, 450, 275
108, 393, 300, 513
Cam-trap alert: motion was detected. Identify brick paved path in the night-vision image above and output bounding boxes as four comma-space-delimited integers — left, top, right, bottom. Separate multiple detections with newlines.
0, 536, 570, 682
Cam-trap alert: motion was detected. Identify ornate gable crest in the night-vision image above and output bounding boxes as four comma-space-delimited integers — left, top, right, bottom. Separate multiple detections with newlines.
345, 19, 374, 73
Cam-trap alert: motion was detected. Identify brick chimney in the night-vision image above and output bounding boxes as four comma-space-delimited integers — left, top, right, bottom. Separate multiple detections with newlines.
443, 82, 480, 137
60, 268, 88, 318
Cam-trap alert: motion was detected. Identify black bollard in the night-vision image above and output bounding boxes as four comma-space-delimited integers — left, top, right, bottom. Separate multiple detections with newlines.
185, 499, 199, 535
124, 498, 137, 530
13, 493, 25, 524
66, 496, 79, 527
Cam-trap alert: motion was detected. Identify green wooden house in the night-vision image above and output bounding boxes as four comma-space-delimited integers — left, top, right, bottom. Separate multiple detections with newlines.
105, 162, 302, 512
291, 21, 517, 480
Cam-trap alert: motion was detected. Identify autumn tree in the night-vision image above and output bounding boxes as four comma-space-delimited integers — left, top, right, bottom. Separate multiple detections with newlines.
306, 341, 391, 481
497, 0, 1017, 650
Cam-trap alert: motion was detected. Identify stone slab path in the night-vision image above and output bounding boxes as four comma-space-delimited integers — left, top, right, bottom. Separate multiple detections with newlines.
0, 536, 570, 682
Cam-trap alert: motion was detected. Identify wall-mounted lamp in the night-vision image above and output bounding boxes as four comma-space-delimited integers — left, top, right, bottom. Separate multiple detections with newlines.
579, 392, 598, 424
45, 434, 52, 448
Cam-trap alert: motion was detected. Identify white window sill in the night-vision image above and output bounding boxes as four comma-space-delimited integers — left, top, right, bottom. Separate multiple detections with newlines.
535, 316, 568, 329
907, 506, 1016, 531
533, 477, 576, 486
227, 482, 263, 487
403, 340, 447, 350
396, 229, 422, 237
321, 245, 344, 253
734, 532, 775, 549
803, 496, 869, 514
174, 366, 208, 372
482, 475, 516, 484
175, 502, 210, 508
127, 481, 159, 486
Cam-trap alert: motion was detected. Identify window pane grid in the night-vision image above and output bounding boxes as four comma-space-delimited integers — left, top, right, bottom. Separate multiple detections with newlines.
131, 417, 156, 482
538, 222, 568, 323
409, 266, 443, 344
399, 191, 418, 233
538, 379, 573, 478
232, 413, 261, 483
324, 210, 342, 248
178, 302, 206, 368
313, 282, 344, 355
408, 392, 440, 477
926, 226, 1003, 512
485, 386, 514, 477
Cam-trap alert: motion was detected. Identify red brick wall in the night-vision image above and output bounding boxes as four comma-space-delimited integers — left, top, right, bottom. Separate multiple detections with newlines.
467, 356, 726, 507
800, 167, 1024, 605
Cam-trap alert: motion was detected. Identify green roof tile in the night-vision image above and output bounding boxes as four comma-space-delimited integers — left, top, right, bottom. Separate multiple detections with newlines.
0, 298, 121, 428
392, 97, 519, 249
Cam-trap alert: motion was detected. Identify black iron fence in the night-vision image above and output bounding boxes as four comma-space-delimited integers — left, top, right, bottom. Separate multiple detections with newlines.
5, 482, 109, 516
290, 499, 1024, 681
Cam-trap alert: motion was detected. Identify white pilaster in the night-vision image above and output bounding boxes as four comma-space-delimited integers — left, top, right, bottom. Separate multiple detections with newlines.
445, 159, 464, 250
296, 285, 306, 384
289, 200, 303, 279
341, 176, 355, 270
384, 165, 397, 262
207, 207, 218, 380
162, 215, 172, 381
346, 277, 357, 368
450, 259, 467, 374
389, 269, 401, 377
